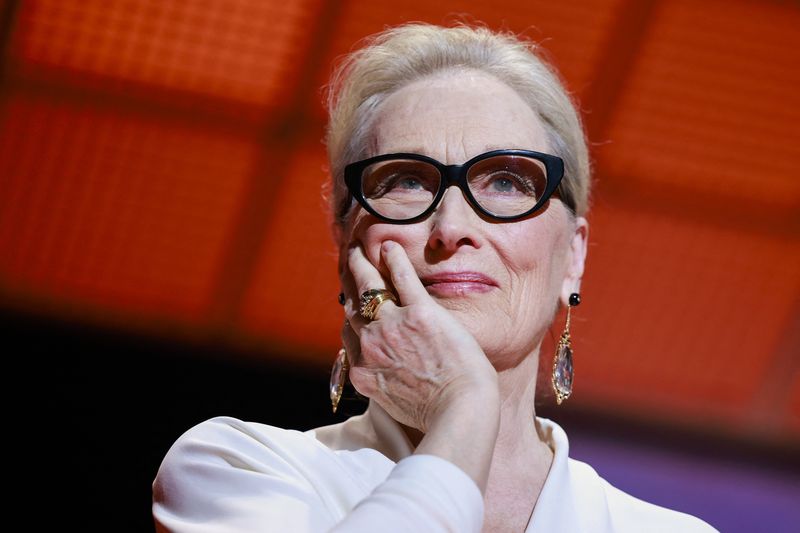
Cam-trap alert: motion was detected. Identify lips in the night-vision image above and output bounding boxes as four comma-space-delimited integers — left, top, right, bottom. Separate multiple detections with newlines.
420, 271, 498, 296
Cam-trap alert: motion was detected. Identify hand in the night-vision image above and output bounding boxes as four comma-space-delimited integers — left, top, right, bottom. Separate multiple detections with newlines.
341, 240, 498, 433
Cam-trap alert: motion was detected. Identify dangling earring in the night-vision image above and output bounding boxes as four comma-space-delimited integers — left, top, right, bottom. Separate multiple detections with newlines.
330, 347, 349, 413
552, 292, 580, 405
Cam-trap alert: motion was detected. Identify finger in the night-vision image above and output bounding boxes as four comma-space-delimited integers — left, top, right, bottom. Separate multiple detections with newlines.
381, 240, 430, 305
348, 243, 387, 295
348, 243, 399, 317
341, 245, 394, 330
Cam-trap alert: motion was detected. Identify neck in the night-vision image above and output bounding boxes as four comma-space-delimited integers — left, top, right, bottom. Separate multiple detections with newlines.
493, 349, 545, 457
484, 351, 553, 533
399, 348, 553, 531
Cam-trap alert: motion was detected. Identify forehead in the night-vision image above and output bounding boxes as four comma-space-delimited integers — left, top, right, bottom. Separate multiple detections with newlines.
369, 70, 550, 164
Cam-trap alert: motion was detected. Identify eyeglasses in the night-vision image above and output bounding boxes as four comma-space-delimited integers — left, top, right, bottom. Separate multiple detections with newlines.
343, 149, 565, 224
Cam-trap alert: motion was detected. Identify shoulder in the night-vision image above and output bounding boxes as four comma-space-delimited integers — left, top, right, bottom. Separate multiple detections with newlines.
152, 416, 347, 531
161, 415, 316, 461
155, 416, 323, 481
567, 459, 719, 533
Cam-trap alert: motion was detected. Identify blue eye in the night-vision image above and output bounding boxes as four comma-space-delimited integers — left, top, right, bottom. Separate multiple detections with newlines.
481, 173, 533, 195
491, 177, 516, 192
397, 177, 424, 190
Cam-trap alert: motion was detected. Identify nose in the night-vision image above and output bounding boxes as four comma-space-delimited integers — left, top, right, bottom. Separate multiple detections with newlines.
427, 186, 481, 252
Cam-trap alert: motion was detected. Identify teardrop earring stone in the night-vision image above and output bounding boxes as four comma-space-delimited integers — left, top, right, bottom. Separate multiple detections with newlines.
553, 342, 573, 404
330, 348, 348, 413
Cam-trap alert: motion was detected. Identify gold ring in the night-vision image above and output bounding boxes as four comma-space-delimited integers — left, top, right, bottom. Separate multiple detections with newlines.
359, 289, 398, 320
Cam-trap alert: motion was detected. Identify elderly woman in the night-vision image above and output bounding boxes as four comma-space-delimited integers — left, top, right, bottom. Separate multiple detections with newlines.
153, 24, 716, 532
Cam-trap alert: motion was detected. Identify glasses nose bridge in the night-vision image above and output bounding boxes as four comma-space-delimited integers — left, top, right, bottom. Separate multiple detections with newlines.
440, 162, 467, 191
433, 162, 475, 214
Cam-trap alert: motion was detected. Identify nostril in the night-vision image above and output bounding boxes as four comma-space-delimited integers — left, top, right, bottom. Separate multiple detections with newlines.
427, 216, 479, 252
426, 231, 477, 254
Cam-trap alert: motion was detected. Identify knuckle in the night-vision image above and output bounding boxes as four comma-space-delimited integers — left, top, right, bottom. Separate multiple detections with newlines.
347, 304, 361, 321
404, 304, 435, 327
380, 322, 405, 348
392, 269, 412, 285
357, 330, 381, 362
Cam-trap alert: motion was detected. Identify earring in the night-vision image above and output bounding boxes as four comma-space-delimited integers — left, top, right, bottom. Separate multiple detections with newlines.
330, 347, 349, 413
552, 292, 580, 405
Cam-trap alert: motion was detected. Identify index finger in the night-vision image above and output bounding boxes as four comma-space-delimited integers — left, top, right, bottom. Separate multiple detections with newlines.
380, 241, 430, 306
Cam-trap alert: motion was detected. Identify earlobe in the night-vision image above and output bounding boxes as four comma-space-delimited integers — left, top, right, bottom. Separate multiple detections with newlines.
560, 216, 589, 304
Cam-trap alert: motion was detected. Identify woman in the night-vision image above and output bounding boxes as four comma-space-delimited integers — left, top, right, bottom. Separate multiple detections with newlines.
153, 23, 717, 532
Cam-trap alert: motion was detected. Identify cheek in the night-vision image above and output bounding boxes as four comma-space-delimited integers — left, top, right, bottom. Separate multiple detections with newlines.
349, 214, 427, 273
503, 225, 552, 274
501, 217, 569, 304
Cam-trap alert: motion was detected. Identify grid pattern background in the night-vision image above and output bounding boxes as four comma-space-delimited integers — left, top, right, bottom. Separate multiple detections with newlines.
0, 0, 797, 445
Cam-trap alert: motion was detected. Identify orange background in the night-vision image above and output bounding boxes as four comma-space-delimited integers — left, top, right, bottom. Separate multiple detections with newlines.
0, 0, 798, 447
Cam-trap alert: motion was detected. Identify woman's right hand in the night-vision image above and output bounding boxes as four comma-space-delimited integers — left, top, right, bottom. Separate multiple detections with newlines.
342, 240, 498, 432
341, 240, 501, 490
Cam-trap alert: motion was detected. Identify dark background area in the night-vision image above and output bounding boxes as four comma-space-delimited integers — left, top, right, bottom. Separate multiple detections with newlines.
25, 309, 337, 531
12, 308, 796, 532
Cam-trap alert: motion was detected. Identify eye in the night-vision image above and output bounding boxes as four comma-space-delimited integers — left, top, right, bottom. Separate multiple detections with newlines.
374, 173, 431, 196
363, 164, 438, 198
483, 172, 536, 196
490, 176, 518, 193
395, 176, 424, 190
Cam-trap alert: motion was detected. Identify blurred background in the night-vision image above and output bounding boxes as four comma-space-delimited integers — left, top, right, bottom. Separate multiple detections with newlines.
0, 0, 798, 531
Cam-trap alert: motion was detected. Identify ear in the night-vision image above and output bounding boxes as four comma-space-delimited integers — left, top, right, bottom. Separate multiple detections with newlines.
560, 215, 589, 305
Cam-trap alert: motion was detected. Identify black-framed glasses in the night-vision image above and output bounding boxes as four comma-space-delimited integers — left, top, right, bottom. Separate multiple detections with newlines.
343, 149, 565, 224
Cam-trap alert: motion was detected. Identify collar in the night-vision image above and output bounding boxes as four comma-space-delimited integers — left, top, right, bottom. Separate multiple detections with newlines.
327, 402, 603, 532
526, 416, 583, 532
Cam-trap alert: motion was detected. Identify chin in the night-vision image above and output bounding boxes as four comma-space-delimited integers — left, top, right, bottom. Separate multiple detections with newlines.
432, 296, 541, 364
469, 320, 544, 372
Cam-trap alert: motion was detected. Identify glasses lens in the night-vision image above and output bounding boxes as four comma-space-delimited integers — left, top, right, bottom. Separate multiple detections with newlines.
466, 155, 548, 217
361, 159, 440, 220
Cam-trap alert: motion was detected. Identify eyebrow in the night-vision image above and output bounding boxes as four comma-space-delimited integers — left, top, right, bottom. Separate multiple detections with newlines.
378, 145, 534, 158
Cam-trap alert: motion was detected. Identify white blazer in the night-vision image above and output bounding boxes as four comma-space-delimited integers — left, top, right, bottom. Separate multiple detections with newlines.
153, 403, 718, 532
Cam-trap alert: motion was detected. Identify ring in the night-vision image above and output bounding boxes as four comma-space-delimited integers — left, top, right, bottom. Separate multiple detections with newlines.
359, 289, 398, 320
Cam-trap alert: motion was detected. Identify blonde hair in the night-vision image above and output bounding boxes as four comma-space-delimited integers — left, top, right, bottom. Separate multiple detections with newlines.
325, 23, 591, 231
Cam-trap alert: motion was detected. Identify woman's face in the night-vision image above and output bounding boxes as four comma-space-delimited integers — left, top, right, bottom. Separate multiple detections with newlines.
341, 70, 588, 370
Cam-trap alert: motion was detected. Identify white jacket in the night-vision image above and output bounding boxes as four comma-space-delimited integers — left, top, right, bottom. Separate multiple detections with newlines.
153, 403, 718, 532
